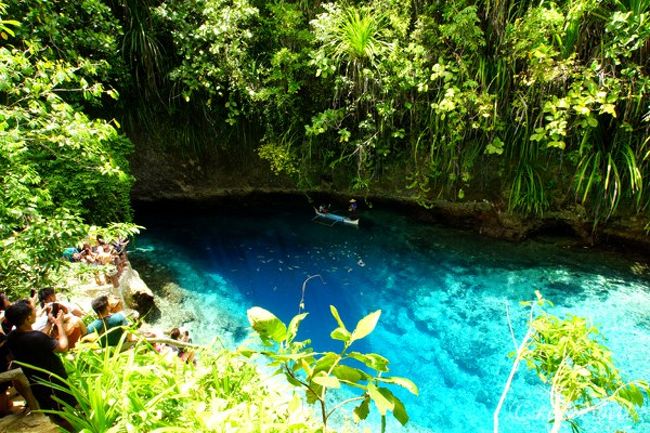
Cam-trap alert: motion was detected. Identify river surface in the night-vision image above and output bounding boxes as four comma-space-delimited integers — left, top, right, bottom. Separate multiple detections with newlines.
132, 199, 650, 433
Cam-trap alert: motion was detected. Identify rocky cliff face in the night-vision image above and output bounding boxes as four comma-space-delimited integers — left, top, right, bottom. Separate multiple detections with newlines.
129, 140, 650, 254
130, 140, 296, 201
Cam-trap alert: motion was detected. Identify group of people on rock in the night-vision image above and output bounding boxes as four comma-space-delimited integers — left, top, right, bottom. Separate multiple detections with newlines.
0, 287, 194, 419
63, 237, 130, 287
0, 233, 197, 421
0, 289, 128, 415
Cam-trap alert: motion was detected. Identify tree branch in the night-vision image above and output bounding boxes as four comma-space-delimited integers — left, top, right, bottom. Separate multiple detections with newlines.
493, 299, 537, 433
325, 396, 365, 421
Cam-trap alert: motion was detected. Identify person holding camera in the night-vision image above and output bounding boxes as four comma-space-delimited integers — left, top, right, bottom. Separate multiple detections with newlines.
34, 288, 87, 348
4, 300, 75, 411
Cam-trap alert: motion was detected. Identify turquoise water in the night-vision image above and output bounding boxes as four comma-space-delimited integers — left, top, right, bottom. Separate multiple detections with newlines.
132, 201, 650, 433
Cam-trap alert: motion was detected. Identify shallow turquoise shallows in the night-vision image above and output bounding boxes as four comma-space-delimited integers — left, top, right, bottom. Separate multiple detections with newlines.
132, 203, 650, 433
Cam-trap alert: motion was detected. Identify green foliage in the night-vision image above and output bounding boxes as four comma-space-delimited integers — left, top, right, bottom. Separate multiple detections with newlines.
258, 138, 299, 177
0, 8, 134, 297
245, 305, 418, 431
311, 3, 392, 78
519, 301, 650, 433
47, 339, 321, 432
155, 0, 260, 108
11, 0, 649, 228
508, 163, 548, 215
151, 0, 648, 225
0, 1, 18, 40
6, 0, 127, 90
114, 0, 167, 98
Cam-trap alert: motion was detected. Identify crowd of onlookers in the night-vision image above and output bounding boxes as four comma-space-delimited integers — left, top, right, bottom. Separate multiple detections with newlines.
63, 237, 130, 287
0, 238, 194, 422
0, 289, 131, 416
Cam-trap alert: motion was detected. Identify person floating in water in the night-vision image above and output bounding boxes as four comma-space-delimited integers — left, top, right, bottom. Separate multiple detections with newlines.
348, 198, 358, 220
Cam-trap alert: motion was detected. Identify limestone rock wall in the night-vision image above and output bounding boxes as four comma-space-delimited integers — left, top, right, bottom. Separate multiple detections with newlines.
119, 266, 156, 317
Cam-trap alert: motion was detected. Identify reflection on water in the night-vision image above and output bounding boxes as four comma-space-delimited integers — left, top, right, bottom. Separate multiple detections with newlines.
132, 202, 650, 433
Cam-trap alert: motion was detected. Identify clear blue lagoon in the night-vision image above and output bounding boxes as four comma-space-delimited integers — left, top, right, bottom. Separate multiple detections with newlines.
132, 200, 650, 433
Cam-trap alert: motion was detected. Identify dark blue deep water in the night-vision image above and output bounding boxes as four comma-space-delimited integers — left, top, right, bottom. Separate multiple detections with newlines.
132, 199, 650, 433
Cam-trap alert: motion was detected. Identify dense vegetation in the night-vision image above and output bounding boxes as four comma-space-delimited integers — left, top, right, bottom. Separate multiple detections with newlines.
127, 0, 648, 227
1, 2, 649, 432
49, 338, 324, 432
0, 1, 137, 296
2, 2, 649, 285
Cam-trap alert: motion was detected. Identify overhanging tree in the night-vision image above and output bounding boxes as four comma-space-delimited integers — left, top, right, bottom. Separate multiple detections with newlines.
0, 4, 137, 296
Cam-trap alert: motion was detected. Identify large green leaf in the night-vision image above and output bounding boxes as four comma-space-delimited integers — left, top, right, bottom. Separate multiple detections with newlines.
622, 383, 645, 407
353, 397, 370, 422
367, 383, 393, 415
377, 376, 419, 395
287, 312, 308, 343
348, 352, 389, 372
312, 372, 341, 389
312, 353, 338, 375
247, 307, 287, 343
306, 381, 323, 404
351, 310, 381, 342
330, 327, 351, 343
332, 365, 369, 383
285, 373, 303, 387
378, 388, 409, 425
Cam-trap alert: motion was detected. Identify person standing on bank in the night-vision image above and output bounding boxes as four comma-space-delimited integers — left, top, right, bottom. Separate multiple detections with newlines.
4, 300, 74, 411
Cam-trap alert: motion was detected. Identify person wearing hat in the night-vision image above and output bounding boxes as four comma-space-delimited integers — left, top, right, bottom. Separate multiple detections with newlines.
348, 198, 359, 220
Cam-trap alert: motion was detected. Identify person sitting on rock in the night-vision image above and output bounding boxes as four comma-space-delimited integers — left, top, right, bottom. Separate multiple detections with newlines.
93, 244, 120, 287
62, 246, 80, 262
84, 295, 130, 348
4, 300, 74, 412
34, 288, 87, 349
95, 243, 114, 266
79, 243, 96, 264
112, 238, 130, 268
38, 288, 84, 318
169, 327, 195, 363
0, 326, 41, 414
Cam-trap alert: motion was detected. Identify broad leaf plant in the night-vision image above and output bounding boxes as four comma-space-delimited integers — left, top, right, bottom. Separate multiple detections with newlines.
245, 305, 418, 432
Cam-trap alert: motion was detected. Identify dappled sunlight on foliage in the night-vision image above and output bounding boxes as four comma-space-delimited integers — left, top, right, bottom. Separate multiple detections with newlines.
0, 2, 136, 296
150, 0, 649, 226
50, 339, 323, 432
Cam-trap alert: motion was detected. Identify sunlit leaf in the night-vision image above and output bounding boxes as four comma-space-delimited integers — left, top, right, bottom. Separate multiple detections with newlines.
287, 313, 308, 343
348, 352, 389, 371
312, 373, 341, 388
330, 327, 351, 342
247, 307, 287, 343
330, 305, 348, 331
377, 376, 418, 395
351, 310, 381, 342
332, 365, 368, 383
367, 383, 393, 415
